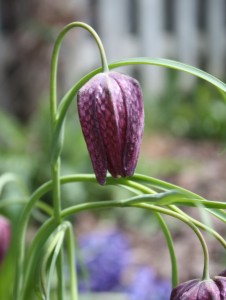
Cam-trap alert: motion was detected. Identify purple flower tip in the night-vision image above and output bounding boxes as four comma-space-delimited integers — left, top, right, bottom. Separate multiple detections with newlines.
78, 71, 144, 184
0, 215, 11, 265
170, 277, 226, 300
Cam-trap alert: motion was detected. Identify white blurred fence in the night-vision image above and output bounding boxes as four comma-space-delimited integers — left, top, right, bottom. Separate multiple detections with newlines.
74, 0, 226, 94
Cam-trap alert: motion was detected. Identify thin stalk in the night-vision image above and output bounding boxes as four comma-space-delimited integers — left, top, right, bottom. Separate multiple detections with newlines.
170, 205, 226, 250
49, 23, 109, 298
66, 224, 78, 300
155, 213, 178, 288
56, 250, 64, 300
133, 203, 210, 281
52, 158, 62, 223
50, 22, 108, 120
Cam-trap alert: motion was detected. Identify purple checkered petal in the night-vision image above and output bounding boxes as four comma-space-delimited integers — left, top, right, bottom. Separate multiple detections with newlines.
78, 74, 107, 185
77, 72, 144, 184
109, 72, 144, 176
170, 279, 221, 300
214, 276, 226, 299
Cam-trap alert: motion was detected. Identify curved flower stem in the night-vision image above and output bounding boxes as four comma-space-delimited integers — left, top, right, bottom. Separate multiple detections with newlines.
51, 23, 106, 219
170, 205, 226, 250
49, 22, 109, 298
155, 213, 178, 288
50, 21, 109, 121
133, 203, 210, 281
133, 173, 205, 199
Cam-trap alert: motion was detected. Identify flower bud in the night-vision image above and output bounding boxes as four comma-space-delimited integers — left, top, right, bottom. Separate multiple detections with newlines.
78, 72, 144, 185
0, 215, 11, 264
170, 277, 226, 300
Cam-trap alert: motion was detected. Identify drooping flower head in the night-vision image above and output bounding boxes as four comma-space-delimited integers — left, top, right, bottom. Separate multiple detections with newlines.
0, 215, 11, 265
78, 71, 144, 184
170, 276, 226, 300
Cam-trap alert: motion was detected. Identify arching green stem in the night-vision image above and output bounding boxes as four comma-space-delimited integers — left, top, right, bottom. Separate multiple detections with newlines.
155, 213, 178, 288
50, 21, 108, 122
50, 20, 108, 232
133, 203, 210, 281
49, 22, 109, 298
169, 205, 226, 250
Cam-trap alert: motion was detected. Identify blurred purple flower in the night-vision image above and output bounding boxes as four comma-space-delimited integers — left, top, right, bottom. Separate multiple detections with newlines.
78, 71, 144, 185
78, 230, 129, 292
77, 229, 171, 300
126, 266, 171, 300
0, 215, 11, 265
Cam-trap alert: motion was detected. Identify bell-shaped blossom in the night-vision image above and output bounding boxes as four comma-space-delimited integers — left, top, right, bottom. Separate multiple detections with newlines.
170, 276, 226, 300
0, 215, 11, 264
78, 72, 144, 184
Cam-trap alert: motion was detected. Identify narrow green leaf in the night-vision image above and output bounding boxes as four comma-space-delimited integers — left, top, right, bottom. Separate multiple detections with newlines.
109, 57, 226, 93
46, 233, 65, 300
207, 208, 226, 224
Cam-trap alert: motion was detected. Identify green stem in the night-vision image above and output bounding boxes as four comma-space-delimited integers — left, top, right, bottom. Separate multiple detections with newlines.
50, 21, 108, 121
155, 213, 178, 288
52, 158, 62, 223
56, 250, 64, 300
170, 205, 226, 250
66, 224, 78, 300
133, 173, 204, 199
49, 23, 109, 297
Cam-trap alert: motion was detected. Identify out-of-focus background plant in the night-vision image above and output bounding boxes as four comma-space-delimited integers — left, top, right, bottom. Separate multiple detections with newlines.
0, 0, 226, 299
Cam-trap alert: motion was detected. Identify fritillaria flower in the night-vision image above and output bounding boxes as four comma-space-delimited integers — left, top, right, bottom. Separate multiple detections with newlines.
0, 215, 11, 265
78, 72, 144, 185
170, 276, 226, 300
